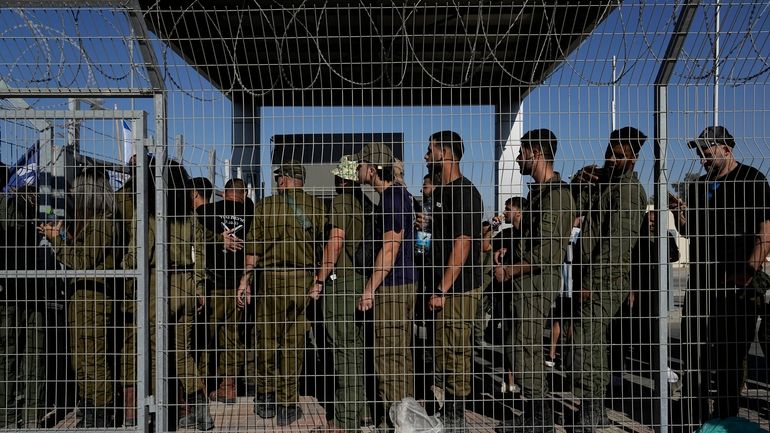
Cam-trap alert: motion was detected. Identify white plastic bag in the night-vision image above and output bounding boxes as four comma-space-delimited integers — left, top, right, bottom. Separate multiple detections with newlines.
389, 397, 443, 433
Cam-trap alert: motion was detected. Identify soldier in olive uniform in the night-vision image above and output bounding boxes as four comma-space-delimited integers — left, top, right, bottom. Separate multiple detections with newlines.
569, 127, 648, 432
120, 161, 213, 430
308, 155, 369, 433
238, 161, 327, 427
38, 168, 121, 428
0, 187, 48, 428
493, 129, 576, 433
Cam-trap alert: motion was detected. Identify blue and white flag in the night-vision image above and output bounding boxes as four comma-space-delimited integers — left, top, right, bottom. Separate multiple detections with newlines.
122, 119, 134, 164
4, 142, 40, 193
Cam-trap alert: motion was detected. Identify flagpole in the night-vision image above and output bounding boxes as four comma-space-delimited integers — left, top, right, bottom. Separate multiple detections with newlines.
116, 104, 124, 164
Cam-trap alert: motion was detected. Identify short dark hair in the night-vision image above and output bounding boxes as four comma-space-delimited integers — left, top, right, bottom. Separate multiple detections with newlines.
190, 177, 213, 201
225, 178, 246, 191
521, 129, 557, 161
429, 130, 465, 160
505, 196, 527, 210
423, 174, 433, 182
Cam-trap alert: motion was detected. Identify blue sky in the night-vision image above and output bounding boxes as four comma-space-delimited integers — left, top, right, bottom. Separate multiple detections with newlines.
1, 2, 769, 217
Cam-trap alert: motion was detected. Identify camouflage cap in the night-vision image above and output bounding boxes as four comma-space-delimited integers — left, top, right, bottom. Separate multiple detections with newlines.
274, 160, 306, 181
688, 126, 736, 149
330, 154, 359, 181
355, 142, 395, 168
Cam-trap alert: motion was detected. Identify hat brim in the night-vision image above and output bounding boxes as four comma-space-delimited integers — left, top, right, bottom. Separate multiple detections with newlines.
688, 138, 716, 149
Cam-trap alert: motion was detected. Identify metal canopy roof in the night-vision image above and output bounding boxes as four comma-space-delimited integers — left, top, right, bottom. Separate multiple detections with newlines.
142, 1, 614, 107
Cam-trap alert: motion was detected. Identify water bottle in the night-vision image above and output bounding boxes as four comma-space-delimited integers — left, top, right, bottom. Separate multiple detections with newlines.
415, 229, 432, 255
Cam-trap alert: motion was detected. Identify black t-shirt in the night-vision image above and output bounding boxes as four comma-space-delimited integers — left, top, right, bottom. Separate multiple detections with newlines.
197, 198, 254, 285
686, 163, 770, 286
492, 226, 522, 266
431, 176, 484, 294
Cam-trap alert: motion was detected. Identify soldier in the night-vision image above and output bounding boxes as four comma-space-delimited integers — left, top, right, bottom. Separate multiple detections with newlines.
238, 161, 327, 427
493, 129, 575, 433
0, 187, 47, 428
423, 131, 483, 432
569, 126, 648, 432
190, 177, 213, 211
195, 178, 252, 404
673, 126, 770, 424
308, 155, 368, 433
120, 161, 214, 430
354, 143, 416, 431
38, 168, 121, 428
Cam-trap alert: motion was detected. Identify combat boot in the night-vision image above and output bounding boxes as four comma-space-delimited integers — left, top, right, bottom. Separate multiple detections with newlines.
276, 404, 303, 427
440, 399, 467, 433
179, 391, 214, 431
255, 392, 277, 419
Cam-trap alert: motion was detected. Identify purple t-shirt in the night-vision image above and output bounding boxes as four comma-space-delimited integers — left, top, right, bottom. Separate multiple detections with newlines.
376, 184, 415, 286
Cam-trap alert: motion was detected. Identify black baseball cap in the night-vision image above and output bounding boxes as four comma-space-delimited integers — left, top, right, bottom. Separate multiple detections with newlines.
688, 126, 736, 149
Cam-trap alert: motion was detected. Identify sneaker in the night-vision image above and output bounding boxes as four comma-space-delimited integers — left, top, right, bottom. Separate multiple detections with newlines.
667, 367, 680, 384
254, 392, 277, 419
544, 358, 556, 369
276, 405, 303, 427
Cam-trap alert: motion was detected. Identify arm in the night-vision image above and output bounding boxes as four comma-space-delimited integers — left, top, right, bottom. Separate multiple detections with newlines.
310, 227, 345, 300
193, 214, 208, 296
357, 229, 403, 311
581, 183, 646, 295
437, 235, 473, 293
51, 220, 110, 270
748, 220, 770, 272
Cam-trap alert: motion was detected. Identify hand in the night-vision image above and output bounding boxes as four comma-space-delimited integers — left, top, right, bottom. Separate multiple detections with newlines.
572, 165, 601, 184
626, 291, 636, 309
37, 221, 63, 240
308, 281, 324, 301
221, 229, 244, 252
494, 265, 510, 282
580, 287, 591, 302
357, 291, 374, 311
236, 281, 252, 309
415, 212, 430, 230
427, 294, 445, 311
493, 248, 508, 265
196, 295, 206, 313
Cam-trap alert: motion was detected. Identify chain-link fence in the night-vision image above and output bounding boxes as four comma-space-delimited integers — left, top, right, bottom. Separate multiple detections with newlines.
0, 1, 769, 432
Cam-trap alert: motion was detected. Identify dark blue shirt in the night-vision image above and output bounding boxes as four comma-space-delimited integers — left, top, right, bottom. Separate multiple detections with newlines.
377, 184, 415, 286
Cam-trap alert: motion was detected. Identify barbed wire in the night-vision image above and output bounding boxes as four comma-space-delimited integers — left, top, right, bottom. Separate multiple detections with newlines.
0, 2, 768, 98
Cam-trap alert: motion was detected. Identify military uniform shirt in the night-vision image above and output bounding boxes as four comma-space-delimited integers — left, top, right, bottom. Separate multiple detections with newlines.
575, 170, 647, 292
516, 173, 576, 276
246, 189, 327, 270
330, 192, 364, 278
51, 217, 118, 285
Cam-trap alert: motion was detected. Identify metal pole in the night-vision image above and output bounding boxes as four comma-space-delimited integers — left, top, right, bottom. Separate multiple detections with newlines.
653, 3, 700, 432
714, 0, 720, 126
612, 56, 617, 130
134, 138, 149, 432
153, 91, 169, 431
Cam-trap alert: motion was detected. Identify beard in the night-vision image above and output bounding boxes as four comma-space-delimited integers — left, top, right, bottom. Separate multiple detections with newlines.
518, 160, 532, 176
426, 161, 441, 182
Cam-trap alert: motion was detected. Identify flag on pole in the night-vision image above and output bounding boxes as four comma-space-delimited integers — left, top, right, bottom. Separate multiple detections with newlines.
4, 142, 40, 193
122, 119, 134, 164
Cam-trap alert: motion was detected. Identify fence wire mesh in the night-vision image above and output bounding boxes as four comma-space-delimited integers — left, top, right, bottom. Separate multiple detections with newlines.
0, 2, 769, 433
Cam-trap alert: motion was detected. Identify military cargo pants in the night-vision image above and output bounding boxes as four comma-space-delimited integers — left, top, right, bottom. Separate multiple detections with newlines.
121, 273, 206, 395
572, 289, 624, 401
508, 289, 557, 399
324, 274, 366, 431
200, 286, 244, 379
0, 301, 46, 427
435, 289, 480, 398
69, 285, 114, 407
374, 283, 415, 406
255, 270, 312, 405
